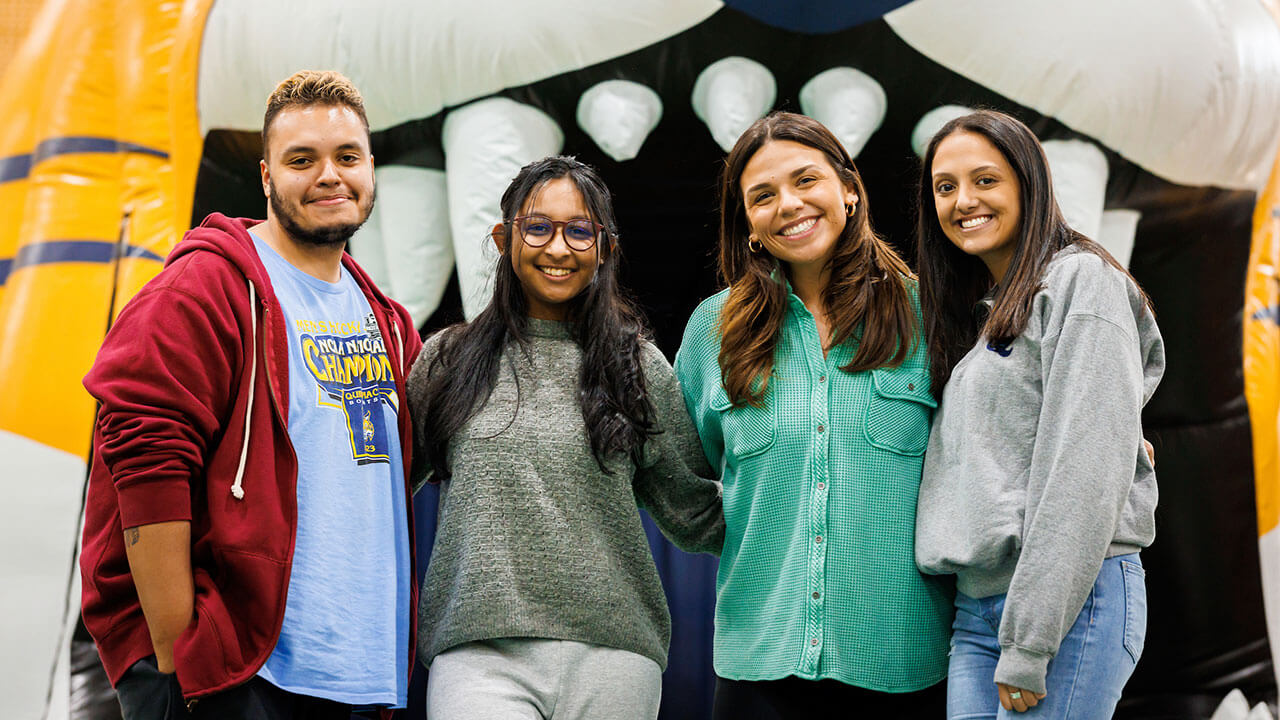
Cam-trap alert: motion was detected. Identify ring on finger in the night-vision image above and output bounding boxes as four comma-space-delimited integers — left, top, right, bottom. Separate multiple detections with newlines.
1009, 691, 1023, 700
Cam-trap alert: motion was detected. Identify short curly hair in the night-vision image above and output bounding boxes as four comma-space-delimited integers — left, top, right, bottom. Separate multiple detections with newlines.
262, 70, 370, 157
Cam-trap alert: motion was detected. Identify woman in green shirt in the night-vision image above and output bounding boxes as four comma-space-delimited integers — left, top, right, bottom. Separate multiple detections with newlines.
674, 112, 952, 718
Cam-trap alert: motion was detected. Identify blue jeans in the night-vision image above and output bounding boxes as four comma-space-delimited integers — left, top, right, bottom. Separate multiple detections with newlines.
947, 554, 1147, 720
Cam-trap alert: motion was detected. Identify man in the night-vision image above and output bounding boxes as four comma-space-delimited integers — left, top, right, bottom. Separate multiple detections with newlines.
80, 70, 421, 719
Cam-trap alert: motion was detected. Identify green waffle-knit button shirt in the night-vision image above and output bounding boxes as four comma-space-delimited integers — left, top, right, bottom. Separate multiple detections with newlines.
674, 284, 953, 691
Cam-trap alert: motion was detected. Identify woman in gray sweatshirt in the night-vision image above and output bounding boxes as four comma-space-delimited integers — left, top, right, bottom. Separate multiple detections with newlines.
407, 156, 724, 719
913, 110, 1164, 719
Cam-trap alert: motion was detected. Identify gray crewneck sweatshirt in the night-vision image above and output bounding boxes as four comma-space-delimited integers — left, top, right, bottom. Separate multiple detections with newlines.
915, 247, 1165, 694
408, 318, 724, 670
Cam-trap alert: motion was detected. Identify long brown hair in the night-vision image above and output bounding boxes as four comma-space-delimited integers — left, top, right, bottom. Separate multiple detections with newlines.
718, 112, 918, 406
915, 110, 1149, 397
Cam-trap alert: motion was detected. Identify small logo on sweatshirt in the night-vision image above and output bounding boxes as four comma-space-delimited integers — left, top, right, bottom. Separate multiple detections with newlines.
986, 339, 1013, 357
364, 312, 383, 342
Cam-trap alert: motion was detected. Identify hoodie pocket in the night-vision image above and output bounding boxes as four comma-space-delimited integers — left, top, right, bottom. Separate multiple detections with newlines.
863, 368, 936, 456
711, 386, 777, 460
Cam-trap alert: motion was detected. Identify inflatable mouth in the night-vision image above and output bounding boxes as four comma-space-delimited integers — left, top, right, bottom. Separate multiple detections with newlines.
185, 8, 1280, 718
191, 0, 1280, 325
198, 0, 1280, 190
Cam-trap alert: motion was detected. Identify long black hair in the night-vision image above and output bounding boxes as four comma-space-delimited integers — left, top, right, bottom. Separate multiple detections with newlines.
417, 155, 655, 480
915, 109, 1146, 397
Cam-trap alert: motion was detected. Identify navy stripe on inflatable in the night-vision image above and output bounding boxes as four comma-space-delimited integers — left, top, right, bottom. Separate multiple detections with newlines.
0, 154, 31, 183
0, 239, 164, 285
0, 136, 168, 184
721, 0, 914, 33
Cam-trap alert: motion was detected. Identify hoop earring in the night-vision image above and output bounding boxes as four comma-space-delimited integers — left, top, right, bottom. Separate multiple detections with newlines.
846, 202, 857, 217
748, 236, 764, 253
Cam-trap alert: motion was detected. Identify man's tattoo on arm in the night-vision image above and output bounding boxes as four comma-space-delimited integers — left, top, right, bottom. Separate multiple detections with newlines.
125, 527, 140, 546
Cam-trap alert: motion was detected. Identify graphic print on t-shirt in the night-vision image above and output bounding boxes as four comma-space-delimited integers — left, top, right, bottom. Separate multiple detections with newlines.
296, 311, 399, 465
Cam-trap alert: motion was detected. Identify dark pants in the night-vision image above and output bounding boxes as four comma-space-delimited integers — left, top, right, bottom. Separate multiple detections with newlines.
713, 675, 947, 719
115, 657, 352, 720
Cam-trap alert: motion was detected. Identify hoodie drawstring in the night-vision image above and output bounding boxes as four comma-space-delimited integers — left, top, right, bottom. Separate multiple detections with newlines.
231, 281, 257, 500
391, 321, 404, 378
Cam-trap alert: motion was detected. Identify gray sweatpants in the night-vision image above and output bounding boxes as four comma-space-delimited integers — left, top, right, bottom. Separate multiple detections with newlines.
426, 638, 663, 720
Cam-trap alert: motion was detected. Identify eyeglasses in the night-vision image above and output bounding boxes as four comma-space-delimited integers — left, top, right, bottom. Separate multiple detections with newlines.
512, 215, 604, 251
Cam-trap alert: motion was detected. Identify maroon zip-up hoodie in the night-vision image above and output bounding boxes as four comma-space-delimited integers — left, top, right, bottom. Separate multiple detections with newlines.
80, 213, 421, 707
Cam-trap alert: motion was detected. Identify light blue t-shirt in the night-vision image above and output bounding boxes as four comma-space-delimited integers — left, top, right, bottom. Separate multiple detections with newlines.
251, 234, 409, 708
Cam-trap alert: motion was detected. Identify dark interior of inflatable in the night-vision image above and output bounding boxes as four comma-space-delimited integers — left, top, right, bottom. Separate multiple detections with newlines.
65, 4, 1275, 719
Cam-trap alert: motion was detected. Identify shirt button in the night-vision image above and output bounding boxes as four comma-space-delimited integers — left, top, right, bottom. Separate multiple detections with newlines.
908, 382, 916, 390
817, 482, 825, 490
812, 591, 820, 599
815, 535, 823, 544
817, 424, 825, 433
819, 375, 826, 383
810, 638, 819, 646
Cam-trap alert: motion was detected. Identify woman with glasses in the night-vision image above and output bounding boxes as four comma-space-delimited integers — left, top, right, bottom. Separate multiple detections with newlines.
913, 110, 1162, 719
407, 155, 724, 720
674, 112, 951, 718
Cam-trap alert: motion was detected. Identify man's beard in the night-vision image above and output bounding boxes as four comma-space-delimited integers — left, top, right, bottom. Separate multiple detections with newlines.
269, 180, 375, 247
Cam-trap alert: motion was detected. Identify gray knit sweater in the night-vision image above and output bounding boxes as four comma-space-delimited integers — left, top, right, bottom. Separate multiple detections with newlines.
408, 318, 725, 670
916, 247, 1165, 694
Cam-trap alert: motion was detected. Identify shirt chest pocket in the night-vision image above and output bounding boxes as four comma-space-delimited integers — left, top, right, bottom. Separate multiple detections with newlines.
711, 386, 777, 460
862, 368, 937, 456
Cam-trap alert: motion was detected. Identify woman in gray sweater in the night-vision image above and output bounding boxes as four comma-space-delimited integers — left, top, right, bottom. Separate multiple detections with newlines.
406, 156, 724, 720
913, 111, 1164, 719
